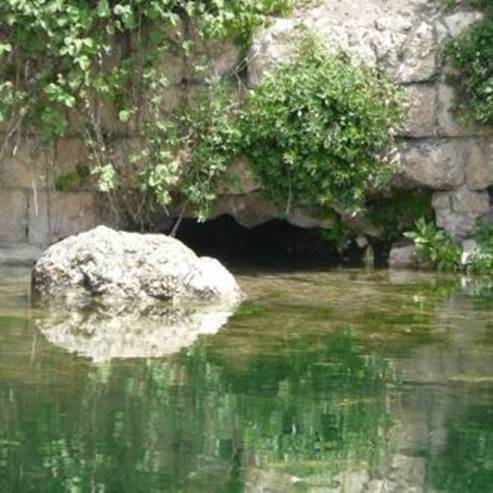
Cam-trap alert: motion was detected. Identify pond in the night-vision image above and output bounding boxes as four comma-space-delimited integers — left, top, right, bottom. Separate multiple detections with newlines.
1, 266, 493, 492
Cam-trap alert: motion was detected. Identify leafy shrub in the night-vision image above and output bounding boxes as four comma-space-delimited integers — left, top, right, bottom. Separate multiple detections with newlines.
0, 0, 292, 226
404, 218, 462, 272
469, 223, 493, 274
238, 36, 402, 214
136, 81, 241, 222
443, 4, 493, 125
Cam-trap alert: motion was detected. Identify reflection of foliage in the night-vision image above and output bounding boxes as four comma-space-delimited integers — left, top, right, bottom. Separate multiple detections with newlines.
462, 277, 493, 310
431, 404, 493, 492
220, 328, 394, 477
0, 327, 395, 491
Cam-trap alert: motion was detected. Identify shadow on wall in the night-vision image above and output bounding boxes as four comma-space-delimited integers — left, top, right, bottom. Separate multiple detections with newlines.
175, 215, 364, 269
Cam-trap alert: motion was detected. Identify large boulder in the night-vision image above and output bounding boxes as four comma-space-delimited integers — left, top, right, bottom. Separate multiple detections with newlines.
32, 226, 242, 309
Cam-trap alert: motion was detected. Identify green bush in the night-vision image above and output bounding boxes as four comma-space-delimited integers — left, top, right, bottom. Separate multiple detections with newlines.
1, 4, 404, 230
135, 81, 241, 222
404, 218, 462, 272
444, 5, 493, 125
238, 36, 402, 214
405, 219, 493, 276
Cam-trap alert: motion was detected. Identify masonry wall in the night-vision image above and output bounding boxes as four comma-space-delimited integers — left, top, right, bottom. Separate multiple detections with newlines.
1, 0, 492, 247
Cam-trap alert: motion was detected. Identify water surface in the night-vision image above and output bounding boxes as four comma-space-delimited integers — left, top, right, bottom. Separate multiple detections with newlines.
1, 267, 492, 492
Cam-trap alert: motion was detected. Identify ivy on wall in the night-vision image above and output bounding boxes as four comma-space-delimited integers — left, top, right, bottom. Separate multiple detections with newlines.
442, 0, 493, 125
0, 0, 292, 227
0, 2, 402, 233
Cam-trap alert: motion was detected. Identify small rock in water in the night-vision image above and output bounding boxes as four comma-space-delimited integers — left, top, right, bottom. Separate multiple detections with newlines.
388, 242, 416, 269
460, 238, 477, 267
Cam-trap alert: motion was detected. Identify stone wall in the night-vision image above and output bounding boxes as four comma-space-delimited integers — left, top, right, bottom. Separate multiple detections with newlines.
1, 0, 492, 247
246, 0, 493, 240
0, 139, 103, 246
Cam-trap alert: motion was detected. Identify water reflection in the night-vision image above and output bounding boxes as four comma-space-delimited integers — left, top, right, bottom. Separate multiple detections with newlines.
36, 306, 234, 363
1, 322, 395, 492
0, 268, 492, 492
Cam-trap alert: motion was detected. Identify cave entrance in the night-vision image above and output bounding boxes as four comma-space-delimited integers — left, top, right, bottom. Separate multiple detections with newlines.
175, 215, 364, 270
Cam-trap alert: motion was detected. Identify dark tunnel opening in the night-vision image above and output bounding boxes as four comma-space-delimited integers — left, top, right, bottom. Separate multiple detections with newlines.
175, 215, 367, 271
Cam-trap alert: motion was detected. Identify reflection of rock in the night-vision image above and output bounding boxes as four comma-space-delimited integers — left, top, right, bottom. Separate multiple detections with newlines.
32, 226, 242, 310
37, 306, 233, 363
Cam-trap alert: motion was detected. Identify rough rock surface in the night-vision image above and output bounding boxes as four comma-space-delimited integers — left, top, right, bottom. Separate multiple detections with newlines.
32, 226, 242, 309
432, 187, 490, 239
388, 243, 417, 269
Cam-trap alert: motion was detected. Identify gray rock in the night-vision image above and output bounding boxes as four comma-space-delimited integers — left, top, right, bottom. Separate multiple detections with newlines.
465, 138, 493, 190
389, 243, 416, 268
28, 191, 101, 246
460, 239, 477, 267
432, 187, 490, 239
32, 226, 242, 309
400, 84, 437, 138
398, 141, 465, 190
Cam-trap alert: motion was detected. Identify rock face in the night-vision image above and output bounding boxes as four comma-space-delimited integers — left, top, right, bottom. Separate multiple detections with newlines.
32, 226, 242, 309
388, 243, 417, 269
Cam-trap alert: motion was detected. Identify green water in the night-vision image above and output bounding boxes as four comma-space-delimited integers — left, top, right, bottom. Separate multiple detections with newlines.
1, 267, 493, 492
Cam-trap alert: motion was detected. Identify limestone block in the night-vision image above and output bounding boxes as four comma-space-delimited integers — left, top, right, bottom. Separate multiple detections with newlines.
398, 140, 465, 190
287, 207, 334, 229
0, 138, 52, 189
213, 192, 279, 228
395, 21, 437, 83
187, 37, 241, 82
28, 191, 101, 246
443, 11, 484, 39
54, 137, 92, 189
247, 1, 441, 88
66, 83, 185, 137
66, 99, 117, 137
437, 84, 493, 137
217, 158, 261, 196
56, 137, 87, 167
400, 84, 437, 138
0, 189, 28, 244
465, 138, 493, 190
0, 244, 42, 266
247, 19, 300, 87
432, 187, 490, 239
